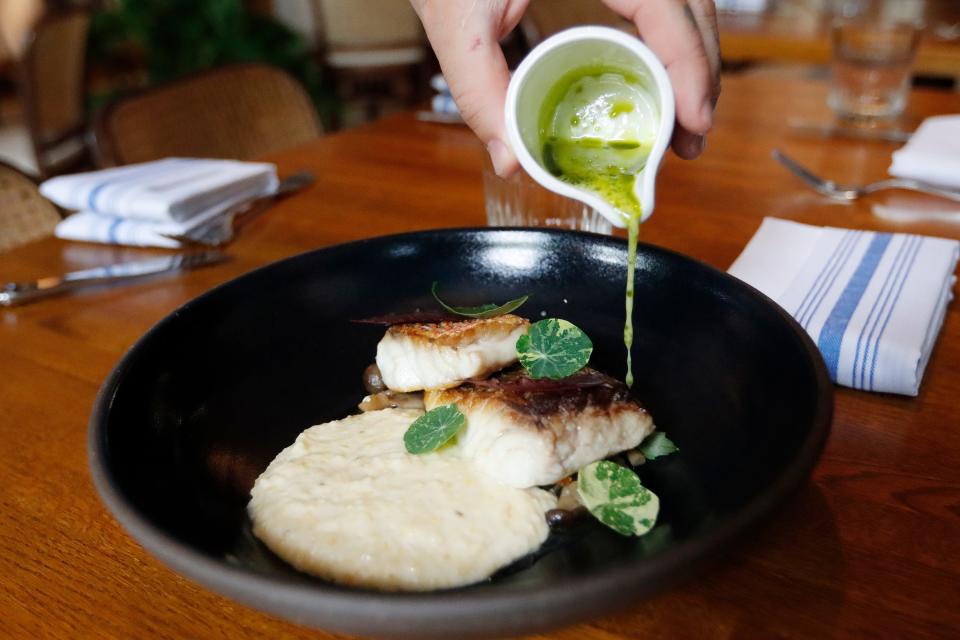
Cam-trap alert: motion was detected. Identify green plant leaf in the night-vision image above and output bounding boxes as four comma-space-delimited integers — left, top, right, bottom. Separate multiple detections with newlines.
577, 460, 659, 536
403, 404, 466, 454
431, 282, 528, 319
87, 0, 337, 127
639, 432, 678, 460
516, 318, 592, 379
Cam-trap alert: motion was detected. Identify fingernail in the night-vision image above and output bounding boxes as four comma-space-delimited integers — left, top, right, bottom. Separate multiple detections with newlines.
487, 139, 511, 177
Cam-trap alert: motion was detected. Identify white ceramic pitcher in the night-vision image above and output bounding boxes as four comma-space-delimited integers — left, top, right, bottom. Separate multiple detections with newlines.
504, 26, 675, 228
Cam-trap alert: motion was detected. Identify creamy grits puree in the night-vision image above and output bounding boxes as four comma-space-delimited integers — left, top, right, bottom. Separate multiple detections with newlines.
248, 408, 556, 591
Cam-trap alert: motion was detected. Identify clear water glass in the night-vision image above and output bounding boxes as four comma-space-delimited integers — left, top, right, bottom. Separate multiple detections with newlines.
482, 152, 612, 233
828, 0, 923, 120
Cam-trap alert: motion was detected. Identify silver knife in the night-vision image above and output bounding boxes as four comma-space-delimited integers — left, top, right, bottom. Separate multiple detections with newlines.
0, 251, 228, 307
788, 119, 913, 143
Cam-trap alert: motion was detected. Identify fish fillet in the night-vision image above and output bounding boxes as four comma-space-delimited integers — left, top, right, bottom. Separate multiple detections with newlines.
375, 314, 529, 392
424, 369, 654, 488
248, 409, 555, 591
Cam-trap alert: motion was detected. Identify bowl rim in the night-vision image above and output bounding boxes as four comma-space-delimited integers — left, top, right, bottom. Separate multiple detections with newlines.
88, 227, 833, 637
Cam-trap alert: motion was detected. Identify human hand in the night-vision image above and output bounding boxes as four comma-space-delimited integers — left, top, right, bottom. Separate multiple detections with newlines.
603, 0, 720, 160
410, 0, 530, 177
411, 0, 721, 177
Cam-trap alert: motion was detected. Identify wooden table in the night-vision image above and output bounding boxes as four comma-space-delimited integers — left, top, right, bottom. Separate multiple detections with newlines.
2, 72, 959, 639
720, 0, 960, 77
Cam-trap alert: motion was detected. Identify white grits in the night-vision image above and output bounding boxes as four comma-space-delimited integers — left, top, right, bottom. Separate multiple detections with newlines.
248, 408, 556, 591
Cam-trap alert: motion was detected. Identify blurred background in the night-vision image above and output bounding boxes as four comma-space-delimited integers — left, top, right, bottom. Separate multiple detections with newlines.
0, 0, 957, 179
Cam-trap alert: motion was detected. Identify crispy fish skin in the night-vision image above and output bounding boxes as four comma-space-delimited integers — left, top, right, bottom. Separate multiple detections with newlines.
424, 369, 654, 488
375, 314, 529, 392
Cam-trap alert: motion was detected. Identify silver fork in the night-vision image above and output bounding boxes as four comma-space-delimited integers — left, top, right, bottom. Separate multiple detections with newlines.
164, 171, 315, 247
773, 150, 960, 203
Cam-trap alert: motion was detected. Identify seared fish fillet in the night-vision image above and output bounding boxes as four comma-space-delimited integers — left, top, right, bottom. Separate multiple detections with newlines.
376, 314, 529, 392
424, 369, 654, 488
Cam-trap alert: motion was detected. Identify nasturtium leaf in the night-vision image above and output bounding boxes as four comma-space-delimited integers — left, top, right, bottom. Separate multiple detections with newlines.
431, 281, 528, 319
639, 432, 678, 460
577, 460, 659, 536
516, 318, 593, 379
403, 404, 466, 454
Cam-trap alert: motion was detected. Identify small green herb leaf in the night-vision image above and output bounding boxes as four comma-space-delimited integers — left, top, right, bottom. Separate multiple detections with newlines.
431, 281, 528, 319
403, 404, 466, 454
639, 432, 678, 460
516, 318, 592, 379
577, 460, 659, 536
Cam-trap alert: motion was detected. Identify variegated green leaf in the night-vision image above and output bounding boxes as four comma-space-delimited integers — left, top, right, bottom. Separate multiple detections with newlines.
516, 318, 592, 379
577, 460, 659, 536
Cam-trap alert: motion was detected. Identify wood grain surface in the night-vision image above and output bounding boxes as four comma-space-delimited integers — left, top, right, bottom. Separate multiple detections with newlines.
719, 0, 960, 77
2, 72, 959, 639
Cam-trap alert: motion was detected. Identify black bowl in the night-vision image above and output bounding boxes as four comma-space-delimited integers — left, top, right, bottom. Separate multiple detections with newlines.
89, 228, 832, 639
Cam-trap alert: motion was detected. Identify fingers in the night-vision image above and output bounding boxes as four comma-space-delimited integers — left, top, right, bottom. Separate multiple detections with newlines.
412, 0, 721, 168
411, 0, 529, 176
687, 0, 722, 111
604, 0, 721, 159
671, 126, 706, 159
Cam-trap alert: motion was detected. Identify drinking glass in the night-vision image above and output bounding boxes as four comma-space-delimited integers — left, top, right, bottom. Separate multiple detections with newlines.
481, 152, 613, 233
828, 0, 923, 120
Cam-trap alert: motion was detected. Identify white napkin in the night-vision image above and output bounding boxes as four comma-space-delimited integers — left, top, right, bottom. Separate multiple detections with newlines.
53, 204, 231, 249
430, 73, 460, 117
431, 93, 460, 116
889, 115, 960, 189
729, 217, 959, 396
40, 158, 278, 248
429, 74, 449, 94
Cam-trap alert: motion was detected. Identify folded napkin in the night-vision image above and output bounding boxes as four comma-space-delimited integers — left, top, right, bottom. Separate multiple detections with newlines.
430, 73, 460, 117
729, 217, 959, 395
429, 74, 448, 94
889, 115, 960, 189
41, 158, 278, 248
53, 205, 229, 249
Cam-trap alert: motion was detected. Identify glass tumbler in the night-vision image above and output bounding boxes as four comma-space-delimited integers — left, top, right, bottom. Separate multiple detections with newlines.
481, 151, 613, 234
828, 0, 923, 120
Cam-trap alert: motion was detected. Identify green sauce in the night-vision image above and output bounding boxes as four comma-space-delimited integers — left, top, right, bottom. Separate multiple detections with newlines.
538, 66, 659, 387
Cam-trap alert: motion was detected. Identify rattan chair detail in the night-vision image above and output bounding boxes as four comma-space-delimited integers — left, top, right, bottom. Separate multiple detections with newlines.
94, 63, 323, 167
310, 0, 427, 127
0, 160, 62, 252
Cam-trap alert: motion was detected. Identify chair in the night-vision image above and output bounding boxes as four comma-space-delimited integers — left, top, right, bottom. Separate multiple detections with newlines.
520, 0, 633, 46
93, 63, 323, 167
0, 0, 44, 60
18, 7, 92, 178
310, 0, 428, 127
0, 160, 63, 252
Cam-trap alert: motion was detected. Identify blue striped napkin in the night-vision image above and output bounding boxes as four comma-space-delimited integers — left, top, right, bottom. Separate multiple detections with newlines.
729, 217, 959, 395
39, 158, 278, 248
52, 204, 230, 249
